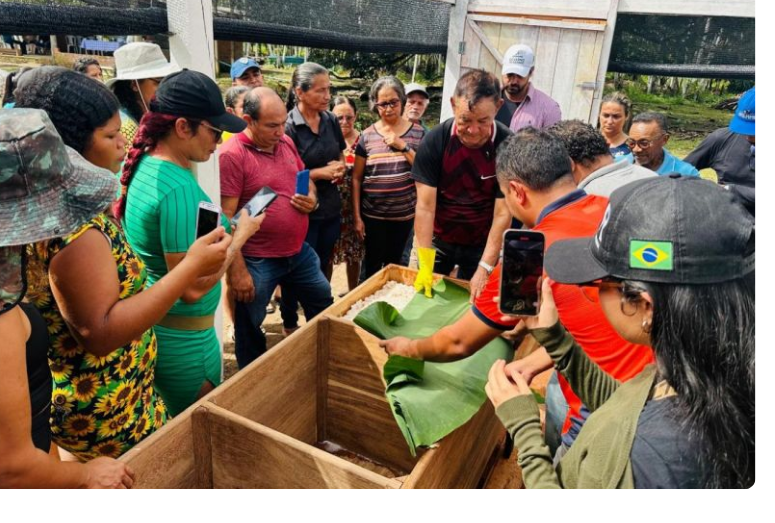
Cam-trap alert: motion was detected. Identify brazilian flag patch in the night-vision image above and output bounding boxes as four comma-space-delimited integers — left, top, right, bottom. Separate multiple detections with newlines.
630, 240, 673, 271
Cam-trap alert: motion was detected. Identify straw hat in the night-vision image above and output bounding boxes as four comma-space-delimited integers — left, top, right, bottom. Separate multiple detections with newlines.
105, 42, 180, 89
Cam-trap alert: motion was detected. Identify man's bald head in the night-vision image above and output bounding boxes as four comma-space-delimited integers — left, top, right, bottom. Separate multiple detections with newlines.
243, 86, 284, 122
242, 86, 288, 150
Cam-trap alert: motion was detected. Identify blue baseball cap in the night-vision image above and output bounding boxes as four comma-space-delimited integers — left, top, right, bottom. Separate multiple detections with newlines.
230, 57, 261, 81
729, 87, 755, 136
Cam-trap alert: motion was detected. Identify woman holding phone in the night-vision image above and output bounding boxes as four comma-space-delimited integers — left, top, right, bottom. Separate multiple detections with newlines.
15, 68, 256, 458
117, 70, 263, 416
1, 108, 132, 487
487, 176, 754, 489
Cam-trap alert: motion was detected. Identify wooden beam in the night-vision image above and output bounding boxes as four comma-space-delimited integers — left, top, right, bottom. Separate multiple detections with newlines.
589, 0, 620, 125
618, 0, 754, 18
191, 406, 214, 489
468, 0, 611, 20
469, 14, 606, 31
467, 18, 504, 66
441, 0, 470, 122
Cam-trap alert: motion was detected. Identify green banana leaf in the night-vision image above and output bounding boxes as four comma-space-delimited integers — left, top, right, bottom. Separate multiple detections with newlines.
353, 279, 514, 456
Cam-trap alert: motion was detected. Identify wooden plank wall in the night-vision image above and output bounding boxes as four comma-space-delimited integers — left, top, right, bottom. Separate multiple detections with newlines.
206, 403, 400, 489
402, 401, 506, 488
325, 318, 419, 475
206, 320, 319, 444
470, 20, 606, 122
119, 411, 198, 489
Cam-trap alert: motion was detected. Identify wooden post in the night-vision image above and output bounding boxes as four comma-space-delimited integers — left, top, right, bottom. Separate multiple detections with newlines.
440, 0, 469, 122
588, 0, 620, 125
165, 0, 224, 360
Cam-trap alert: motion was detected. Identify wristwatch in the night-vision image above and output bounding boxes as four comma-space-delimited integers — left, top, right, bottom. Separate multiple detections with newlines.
401, 144, 411, 153
478, 260, 494, 275
313, 200, 320, 211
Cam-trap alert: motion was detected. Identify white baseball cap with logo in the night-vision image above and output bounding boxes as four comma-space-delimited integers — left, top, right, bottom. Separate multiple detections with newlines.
502, 44, 535, 77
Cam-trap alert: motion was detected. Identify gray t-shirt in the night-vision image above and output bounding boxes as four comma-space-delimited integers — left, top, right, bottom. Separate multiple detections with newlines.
577, 159, 657, 197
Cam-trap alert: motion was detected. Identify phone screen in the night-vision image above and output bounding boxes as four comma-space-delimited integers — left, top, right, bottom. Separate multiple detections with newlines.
243, 188, 277, 218
196, 206, 220, 239
232, 187, 278, 228
500, 231, 545, 316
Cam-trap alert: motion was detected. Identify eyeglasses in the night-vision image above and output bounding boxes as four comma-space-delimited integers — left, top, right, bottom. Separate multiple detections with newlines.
579, 280, 624, 303
375, 99, 400, 110
201, 122, 224, 142
337, 115, 355, 122
625, 134, 666, 150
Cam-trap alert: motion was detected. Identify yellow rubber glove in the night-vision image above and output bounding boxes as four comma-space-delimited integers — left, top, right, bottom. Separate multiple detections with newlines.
414, 247, 436, 298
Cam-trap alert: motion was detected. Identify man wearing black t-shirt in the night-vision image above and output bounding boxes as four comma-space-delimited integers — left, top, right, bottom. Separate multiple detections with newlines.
411, 69, 513, 300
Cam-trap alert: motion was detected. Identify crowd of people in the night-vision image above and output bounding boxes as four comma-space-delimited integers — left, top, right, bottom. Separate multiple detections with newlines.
0, 40, 755, 488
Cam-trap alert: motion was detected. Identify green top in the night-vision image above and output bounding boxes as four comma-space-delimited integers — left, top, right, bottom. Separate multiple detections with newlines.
495, 321, 657, 489
122, 155, 229, 317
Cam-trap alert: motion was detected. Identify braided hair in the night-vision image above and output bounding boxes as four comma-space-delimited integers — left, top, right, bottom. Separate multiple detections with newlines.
113, 108, 201, 220
14, 66, 118, 154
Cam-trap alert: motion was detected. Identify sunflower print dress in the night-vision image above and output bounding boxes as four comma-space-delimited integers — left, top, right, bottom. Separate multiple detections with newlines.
26, 213, 167, 460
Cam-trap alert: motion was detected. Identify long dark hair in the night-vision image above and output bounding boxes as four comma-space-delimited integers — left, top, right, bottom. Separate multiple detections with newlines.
112, 79, 145, 123
114, 109, 201, 220
624, 274, 755, 488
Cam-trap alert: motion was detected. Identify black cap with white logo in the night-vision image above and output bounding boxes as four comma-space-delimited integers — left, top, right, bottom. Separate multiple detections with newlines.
152, 69, 246, 133
545, 175, 754, 285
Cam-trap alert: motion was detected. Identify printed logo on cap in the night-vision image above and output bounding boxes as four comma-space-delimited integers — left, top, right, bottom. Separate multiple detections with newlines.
630, 240, 673, 271
738, 109, 755, 122
510, 53, 526, 65
240, 58, 250, 64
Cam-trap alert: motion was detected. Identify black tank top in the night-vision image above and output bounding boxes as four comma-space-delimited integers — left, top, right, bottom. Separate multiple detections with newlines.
20, 303, 52, 452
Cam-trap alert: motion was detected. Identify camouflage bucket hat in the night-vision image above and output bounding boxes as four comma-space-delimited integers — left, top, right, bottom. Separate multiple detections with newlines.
0, 108, 118, 247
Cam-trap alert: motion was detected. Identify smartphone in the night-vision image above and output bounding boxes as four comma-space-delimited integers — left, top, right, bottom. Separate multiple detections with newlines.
231, 187, 278, 228
499, 230, 545, 316
296, 169, 310, 196
196, 201, 221, 239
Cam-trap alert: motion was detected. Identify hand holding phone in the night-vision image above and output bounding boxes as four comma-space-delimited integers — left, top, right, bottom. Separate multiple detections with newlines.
498, 230, 545, 316
196, 201, 221, 239
231, 187, 278, 228
296, 169, 310, 196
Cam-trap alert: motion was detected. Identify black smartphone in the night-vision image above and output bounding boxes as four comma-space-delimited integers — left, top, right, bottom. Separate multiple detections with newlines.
499, 230, 545, 316
231, 186, 278, 228
196, 201, 221, 239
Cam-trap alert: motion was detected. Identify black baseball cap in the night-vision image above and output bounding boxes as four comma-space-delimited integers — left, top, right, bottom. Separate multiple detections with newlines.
153, 69, 246, 133
545, 175, 755, 285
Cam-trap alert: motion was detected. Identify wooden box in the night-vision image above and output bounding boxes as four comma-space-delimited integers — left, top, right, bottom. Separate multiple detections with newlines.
120, 266, 507, 488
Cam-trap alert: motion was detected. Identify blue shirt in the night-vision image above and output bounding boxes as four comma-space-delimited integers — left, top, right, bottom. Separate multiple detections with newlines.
622, 149, 700, 177
656, 148, 700, 177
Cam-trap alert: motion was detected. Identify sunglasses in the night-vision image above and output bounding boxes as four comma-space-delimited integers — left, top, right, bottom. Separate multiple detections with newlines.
337, 115, 355, 122
201, 121, 224, 142
625, 134, 666, 150
375, 99, 401, 110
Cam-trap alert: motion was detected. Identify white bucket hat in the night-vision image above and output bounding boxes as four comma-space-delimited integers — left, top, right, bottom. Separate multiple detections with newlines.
105, 42, 180, 89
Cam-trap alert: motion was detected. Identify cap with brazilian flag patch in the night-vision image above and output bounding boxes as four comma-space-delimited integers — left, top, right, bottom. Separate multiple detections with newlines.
544, 175, 754, 285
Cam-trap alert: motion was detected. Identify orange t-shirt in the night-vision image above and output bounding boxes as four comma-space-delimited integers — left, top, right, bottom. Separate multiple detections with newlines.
473, 192, 655, 435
